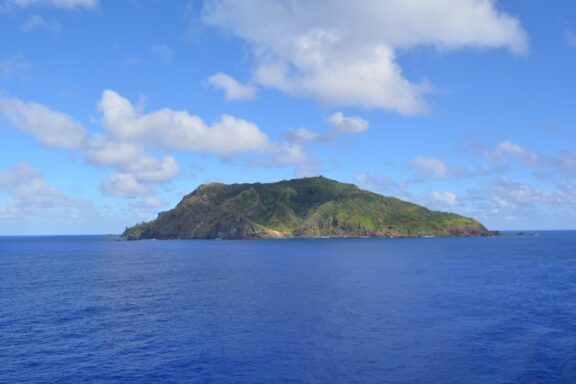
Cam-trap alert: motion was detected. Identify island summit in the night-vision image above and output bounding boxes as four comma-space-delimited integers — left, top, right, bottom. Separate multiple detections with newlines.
123, 176, 494, 240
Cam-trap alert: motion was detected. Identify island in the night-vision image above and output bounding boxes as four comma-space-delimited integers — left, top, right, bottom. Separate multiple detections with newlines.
123, 176, 495, 240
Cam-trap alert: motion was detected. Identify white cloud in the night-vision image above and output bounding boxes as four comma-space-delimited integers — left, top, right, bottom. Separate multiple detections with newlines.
0, 54, 30, 79
244, 141, 322, 177
481, 140, 576, 179
21, 14, 62, 33
485, 177, 568, 207
0, 94, 180, 198
202, 0, 527, 113
0, 162, 95, 221
328, 112, 369, 133
208, 72, 259, 101
151, 44, 173, 63
1, 91, 320, 199
84, 136, 144, 167
410, 156, 450, 180
283, 127, 321, 143
496, 179, 539, 205
0, 161, 38, 189
426, 178, 575, 229
0, 95, 86, 148
7, 0, 98, 10
126, 156, 179, 183
98, 89, 271, 157
283, 113, 370, 146
94, 90, 320, 189
456, 177, 576, 229
409, 155, 480, 181
273, 142, 319, 174
429, 191, 459, 206
84, 136, 179, 182
0, 162, 157, 234
85, 136, 179, 197
489, 140, 542, 166
100, 173, 152, 198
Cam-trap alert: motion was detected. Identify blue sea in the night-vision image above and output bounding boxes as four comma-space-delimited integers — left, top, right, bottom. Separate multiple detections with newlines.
1, 232, 576, 383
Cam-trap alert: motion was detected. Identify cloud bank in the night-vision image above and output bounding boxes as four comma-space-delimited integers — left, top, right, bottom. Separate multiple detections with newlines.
201, 0, 528, 114
0, 90, 318, 198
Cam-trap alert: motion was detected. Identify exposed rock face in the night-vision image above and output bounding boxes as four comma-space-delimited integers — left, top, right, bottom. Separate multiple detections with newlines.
123, 176, 495, 240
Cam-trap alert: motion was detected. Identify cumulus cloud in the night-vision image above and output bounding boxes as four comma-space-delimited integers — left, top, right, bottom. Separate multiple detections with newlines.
0, 95, 86, 148
208, 72, 259, 101
100, 173, 153, 198
21, 14, 62, 33
1, 91, 319, 197
127, 156, 179, 183
98, 89, 271, 157
328, 112, 369, 133
6, 0, 98, 10
201, 0, 528, 113
84, 137, 143, 167
84, 136, 179, 183
0, 94, 180, 198
151, 44, 173, 63
0, 54, 30, 79
84, 136, 180, 198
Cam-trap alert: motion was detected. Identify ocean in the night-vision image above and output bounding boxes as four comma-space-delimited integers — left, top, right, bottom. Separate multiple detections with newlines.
1, 232, 575, 383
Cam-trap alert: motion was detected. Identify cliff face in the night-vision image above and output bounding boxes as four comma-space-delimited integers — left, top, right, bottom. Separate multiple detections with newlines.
123, 176, 494, 240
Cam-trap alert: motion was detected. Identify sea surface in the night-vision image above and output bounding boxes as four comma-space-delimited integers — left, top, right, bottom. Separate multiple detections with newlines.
1, 232, 575, 383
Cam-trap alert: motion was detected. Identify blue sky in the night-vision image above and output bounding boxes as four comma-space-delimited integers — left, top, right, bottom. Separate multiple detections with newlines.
0, 0, 575, 234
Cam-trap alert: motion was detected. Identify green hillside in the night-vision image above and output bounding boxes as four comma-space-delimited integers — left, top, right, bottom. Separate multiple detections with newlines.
123, 176, 494, 239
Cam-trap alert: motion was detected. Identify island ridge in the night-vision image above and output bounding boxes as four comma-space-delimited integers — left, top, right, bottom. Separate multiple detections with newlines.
123, 176, 494, 240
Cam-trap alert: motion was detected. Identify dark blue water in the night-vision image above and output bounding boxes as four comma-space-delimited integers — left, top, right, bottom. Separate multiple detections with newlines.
1, 232, 576, 383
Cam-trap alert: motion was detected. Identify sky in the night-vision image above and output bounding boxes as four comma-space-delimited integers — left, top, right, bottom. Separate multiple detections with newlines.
0, 0, 575, 234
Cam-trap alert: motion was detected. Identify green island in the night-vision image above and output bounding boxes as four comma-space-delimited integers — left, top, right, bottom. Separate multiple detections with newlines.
123, 176, 495, 240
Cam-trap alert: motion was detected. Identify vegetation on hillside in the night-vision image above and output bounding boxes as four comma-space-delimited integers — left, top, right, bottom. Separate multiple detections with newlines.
123, 176, 493, 239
